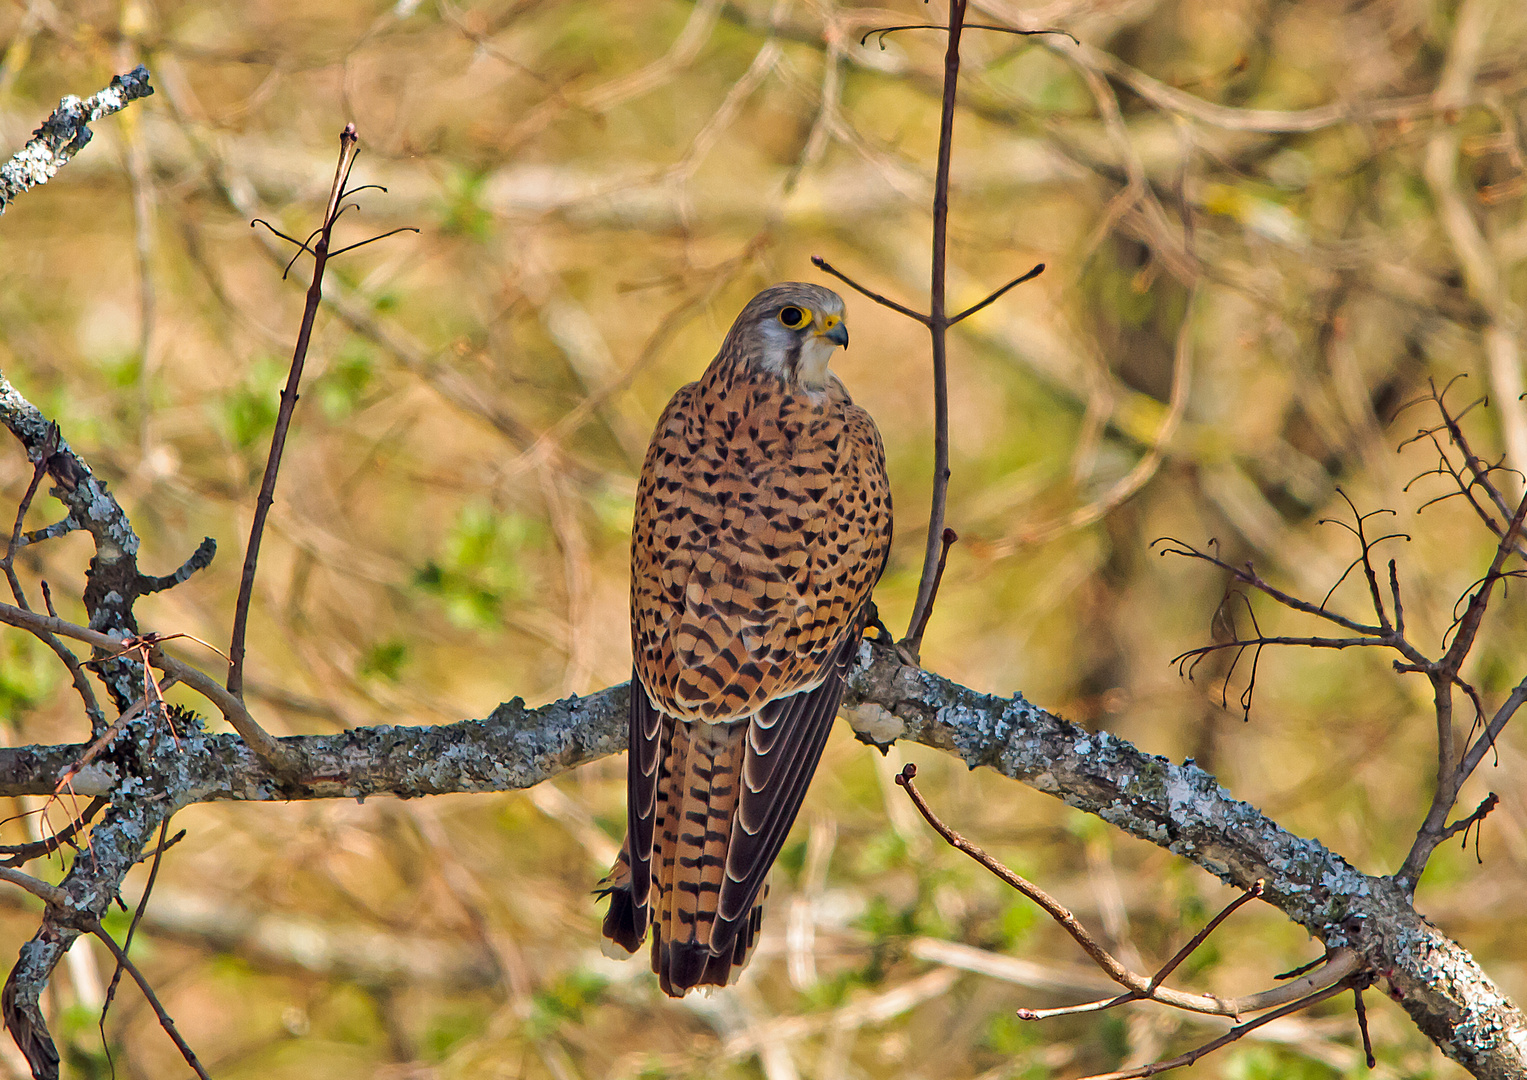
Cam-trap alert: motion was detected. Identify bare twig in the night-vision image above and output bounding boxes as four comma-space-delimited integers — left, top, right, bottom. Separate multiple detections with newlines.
0, 603, 297, 779
948, 263, 1045, 325
816, 3, 1051, 659
137, 538, 217, 595
1, 423, 55, 610
1458, 678, 1527, 783
87, 922, 211, 1080
1439, 793, 1499, 849
901, 0, 967, 660
809, 255, 929, 324
99, 817, 171, 1065
227, 124, 361, 701
1070, 981, 1353, 1080
1354, 986, 1377, 1069
894, 763, 1355, 1021
0, 799, 106, 868
0, 867, 69, 910
905, 528, 958, 647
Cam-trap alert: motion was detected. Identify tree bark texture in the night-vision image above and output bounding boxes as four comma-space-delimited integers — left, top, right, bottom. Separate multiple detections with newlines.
0, 643, 1520, 1077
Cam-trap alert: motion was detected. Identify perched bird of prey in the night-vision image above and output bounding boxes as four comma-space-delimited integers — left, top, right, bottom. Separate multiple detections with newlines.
599, 282, 892, 996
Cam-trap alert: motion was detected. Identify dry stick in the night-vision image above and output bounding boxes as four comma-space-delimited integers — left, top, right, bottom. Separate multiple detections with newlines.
0, 867, 69, 909
1071, 981, 1353, 1080
1458, 677, 1527, 782
88, 923, 211, 1080
1397, 488, 1527, 888
1440, 792, 1499, 847
0, 429, 105, 729
906, 528, 958, 647
226, 123, 360, 701
1, 427, 53, 609
1353, 986, 1377, 1069
0, 601, 294, 776
896, 763, 1132, 984
0, 865, 211, 1080
1018, 880, 1267, 1021
903, 0, 967, 661
894, 764, 1355, 1019
99, 817, 171, 1074
0, 798, 106, 867
817, 11, 1055, 656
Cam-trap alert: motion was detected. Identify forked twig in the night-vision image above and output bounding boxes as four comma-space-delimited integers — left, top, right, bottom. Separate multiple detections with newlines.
0, 603, 297, 779
893, 763, 1356, 1021
814, 0, 1052, 659
0, 798, 107, 867
227, 124, 360, 700
1071, 980, 1353, 1080
227, 122, 415, 704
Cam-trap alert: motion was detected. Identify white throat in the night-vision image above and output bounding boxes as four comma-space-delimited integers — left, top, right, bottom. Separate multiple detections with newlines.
797, 335, 836, 390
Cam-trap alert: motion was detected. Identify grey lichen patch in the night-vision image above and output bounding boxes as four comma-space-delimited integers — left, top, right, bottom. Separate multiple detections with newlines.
842, 701, 903, 747
0, 642, 1520, 1075
0, 66, 154, 212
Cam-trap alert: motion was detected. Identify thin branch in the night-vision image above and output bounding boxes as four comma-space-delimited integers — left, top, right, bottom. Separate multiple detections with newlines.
906, 528, 958, 648
903, 0, 964, 659
1070, 981, 1354, 1080
0, 798, 106, 867
1151, 539, 1390, 639
947, 263, 1045, 325
16, 518, 80, 549
1458, 677, 1527, 783
1438, 489, 1527, 673
809, 255, 929, 325
87, 922, 211, 1080
1016, 882, 1266, 1020
1354, 986, 1377, 1069
2, 423, 55, 610
100, 817, 171, 1064
0, 602, 296, 779
0, 867, 70, 909
227, 123, 360, 701
327, 225, 422, 257
1439, 792, 1499, 846
137, 537, 217, 595
894, 763, 1350, 1019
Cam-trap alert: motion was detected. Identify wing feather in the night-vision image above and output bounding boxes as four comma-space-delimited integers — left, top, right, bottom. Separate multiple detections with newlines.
712, 629, 859, 940
627, 672, 664, 911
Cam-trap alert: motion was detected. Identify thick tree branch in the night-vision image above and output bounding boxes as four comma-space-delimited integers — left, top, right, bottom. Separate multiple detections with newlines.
0, 647, 1519, 1076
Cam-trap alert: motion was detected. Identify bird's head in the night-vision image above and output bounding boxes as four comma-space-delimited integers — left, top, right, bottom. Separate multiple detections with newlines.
723, 282, 849, 390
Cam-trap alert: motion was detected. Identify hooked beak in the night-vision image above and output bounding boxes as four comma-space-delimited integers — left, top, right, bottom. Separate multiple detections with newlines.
820, 320, 849, 348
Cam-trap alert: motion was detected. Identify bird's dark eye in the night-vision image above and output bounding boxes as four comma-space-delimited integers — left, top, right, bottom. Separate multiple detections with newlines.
778, 306, 808, 328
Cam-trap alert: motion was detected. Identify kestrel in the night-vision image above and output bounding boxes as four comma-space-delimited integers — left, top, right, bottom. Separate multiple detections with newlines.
599, 282, 893, 996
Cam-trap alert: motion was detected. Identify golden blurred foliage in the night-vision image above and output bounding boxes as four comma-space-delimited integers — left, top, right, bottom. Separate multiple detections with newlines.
1, 0, 1525, 1076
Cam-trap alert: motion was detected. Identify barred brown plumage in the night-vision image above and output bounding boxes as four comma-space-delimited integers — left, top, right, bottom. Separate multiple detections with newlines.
598, 282, 892, 996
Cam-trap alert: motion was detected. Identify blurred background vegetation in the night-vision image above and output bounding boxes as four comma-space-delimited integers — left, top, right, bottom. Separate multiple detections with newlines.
1, 0, 1525, 1076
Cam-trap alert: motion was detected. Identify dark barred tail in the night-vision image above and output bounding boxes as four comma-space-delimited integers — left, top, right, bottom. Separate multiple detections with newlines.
652, 885, 766, 994
600, 635, 856, 996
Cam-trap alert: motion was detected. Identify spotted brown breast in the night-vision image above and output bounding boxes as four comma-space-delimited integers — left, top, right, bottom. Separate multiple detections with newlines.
599, 283, 892, 996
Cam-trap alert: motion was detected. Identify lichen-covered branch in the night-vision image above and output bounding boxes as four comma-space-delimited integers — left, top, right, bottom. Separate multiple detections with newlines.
0, 66, 154, 214
0, 647, 1519, 1076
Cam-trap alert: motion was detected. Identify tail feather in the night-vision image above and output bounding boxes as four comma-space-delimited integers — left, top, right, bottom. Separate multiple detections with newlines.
601, 660, 842, 998
596, 844, 644, 956
652, 719, 749, 994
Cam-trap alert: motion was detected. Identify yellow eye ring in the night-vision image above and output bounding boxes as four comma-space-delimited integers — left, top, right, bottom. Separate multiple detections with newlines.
778, 305, 811, 329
